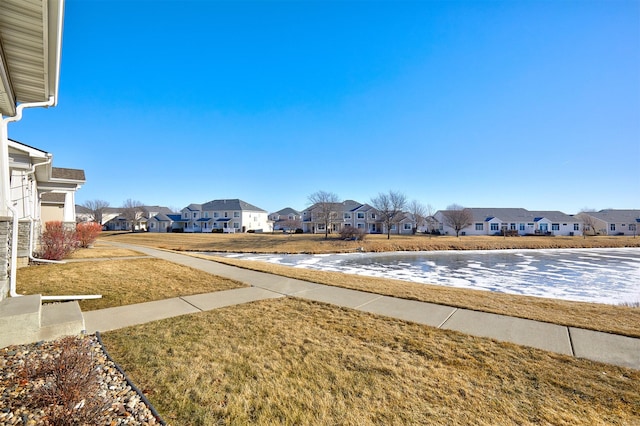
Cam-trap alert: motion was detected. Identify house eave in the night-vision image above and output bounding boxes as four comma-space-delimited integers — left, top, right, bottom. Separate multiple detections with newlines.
0, 0, 65, 116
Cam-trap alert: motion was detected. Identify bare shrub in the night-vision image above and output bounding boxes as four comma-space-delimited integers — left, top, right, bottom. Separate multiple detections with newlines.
38, 221, 79, 260
339, 226, 367, 241
76, 222, 102, 248
29, 336, 109, 425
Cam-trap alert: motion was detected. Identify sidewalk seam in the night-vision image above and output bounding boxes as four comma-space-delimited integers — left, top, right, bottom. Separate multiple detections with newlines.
437, 308, 458, 329
567, 327, 576, 357
178, 297, 205, 312
353, 295, 384, 310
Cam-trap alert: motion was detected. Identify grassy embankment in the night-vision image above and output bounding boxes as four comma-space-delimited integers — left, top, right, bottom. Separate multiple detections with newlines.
16, 234, 640, 424
102, 231, 640, 253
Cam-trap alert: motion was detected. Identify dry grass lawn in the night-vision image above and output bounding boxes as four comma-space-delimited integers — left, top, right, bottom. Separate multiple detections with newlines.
102, 232, 640, 254
16, 258, 246, 311
101, 298, 640, 426
67, 242, 144, 259
203, 255, 640, 338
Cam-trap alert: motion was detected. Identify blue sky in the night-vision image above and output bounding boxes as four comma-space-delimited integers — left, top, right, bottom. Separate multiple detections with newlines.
9, 0, 640, 214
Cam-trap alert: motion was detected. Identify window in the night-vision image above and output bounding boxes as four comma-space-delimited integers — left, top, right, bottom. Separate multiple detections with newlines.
552, 224, 560, 231
214, 212, 219, 218
475, 223, 483, 231
224, 212, 228, 218
344, 213, 351, 219
357, 212, 365, 219
510, 223, 516, 230
357, 223, 365, 229
193, 212, 197, 218
610, 224, 616, 231
519, 223, 525, 231
574, 223, 580, 231
490, 223, 499, 231
370, 213, 376, 219
204, 212, 208, 218
183, 213, 188, 219
233, 222, 240, 229
404, 223, 412, 230
234, 212, 240, 218
317, 224, 326, 230
629, 224, 637, 232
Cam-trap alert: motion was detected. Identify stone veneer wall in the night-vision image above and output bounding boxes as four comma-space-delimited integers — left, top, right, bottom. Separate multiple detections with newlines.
17, 221, 30, 268
0, 218, 10, 301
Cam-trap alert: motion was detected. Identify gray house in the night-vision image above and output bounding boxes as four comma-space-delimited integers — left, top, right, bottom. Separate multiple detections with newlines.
577, 210, 640, 236
269, 207, 302, 231
434, 208, 583, 236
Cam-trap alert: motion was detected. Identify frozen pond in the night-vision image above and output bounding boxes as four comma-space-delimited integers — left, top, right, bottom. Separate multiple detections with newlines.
213, 248, 640, 305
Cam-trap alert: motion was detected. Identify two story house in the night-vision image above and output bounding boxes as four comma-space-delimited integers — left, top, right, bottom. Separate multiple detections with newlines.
177, 199, 269, 233
269, 207, 301, 231
301, 200, 415, 235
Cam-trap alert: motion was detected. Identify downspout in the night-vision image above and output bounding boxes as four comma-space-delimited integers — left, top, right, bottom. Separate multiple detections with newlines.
3, 99, 101, 300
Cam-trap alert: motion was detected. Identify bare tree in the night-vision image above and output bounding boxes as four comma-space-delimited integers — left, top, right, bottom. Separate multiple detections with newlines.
308, 190, 341, 239
577, 210, 600, 237
371, 190, 407, 239
442, 204, 473, 237
121, 199, 144, 232
82, 199, 110, 225
425, 204, 437, 236
408, 200, 427, 235
281, 217, 302, 234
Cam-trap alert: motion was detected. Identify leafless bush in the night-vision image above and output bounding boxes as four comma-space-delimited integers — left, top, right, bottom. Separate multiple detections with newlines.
29, 336, 109, 425
339, 226, 367, 241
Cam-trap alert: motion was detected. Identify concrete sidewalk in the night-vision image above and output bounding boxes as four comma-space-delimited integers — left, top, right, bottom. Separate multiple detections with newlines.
84, 241, 640, 370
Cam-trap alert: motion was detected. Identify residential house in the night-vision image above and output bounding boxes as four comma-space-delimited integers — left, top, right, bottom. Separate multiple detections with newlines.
434, 208, 583, 237
8, 140, 84, 267
301, 200, 415, 235
178, 199, 270, 233
269, 207, 301, 231
147, 213, 183, 233
576, 210, 640, 236
302, 200, 360, 234
101, 206, 173, 231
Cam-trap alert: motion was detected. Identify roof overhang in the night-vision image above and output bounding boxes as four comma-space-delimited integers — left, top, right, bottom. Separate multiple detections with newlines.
0, 0, 65, 117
